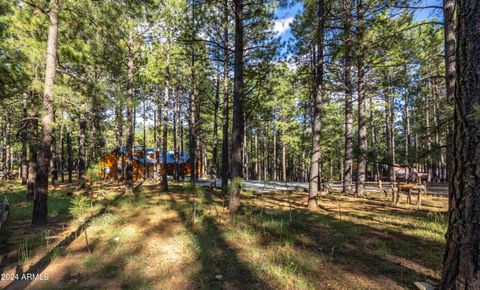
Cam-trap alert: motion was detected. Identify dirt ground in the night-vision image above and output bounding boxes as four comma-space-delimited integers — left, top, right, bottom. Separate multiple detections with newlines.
1, 180, 448, 289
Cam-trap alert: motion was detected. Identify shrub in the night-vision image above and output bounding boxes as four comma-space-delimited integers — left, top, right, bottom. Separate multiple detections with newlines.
229, 177, 243, 193
86, 164, 102, 183
69, 196, 91, 220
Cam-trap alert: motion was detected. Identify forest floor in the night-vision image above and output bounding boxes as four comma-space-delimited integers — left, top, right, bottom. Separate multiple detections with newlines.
0, 179, 447, 290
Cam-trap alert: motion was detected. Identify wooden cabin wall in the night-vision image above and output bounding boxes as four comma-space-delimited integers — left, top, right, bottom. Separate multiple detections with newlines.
97, 151, 202, 179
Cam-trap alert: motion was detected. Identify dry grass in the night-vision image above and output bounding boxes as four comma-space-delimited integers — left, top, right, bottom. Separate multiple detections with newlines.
1, 180, 448, 289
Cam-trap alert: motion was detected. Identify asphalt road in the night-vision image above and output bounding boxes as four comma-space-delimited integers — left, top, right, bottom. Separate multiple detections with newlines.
199, 179, 448, 196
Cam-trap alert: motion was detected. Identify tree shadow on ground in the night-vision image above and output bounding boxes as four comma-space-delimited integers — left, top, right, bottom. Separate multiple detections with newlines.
3, 181, 446, 289
166, 190, 274, 290
3, 183, 129, 290
190, 187, 446, 288
241, 202, 444, 286
0, 185, 72, 278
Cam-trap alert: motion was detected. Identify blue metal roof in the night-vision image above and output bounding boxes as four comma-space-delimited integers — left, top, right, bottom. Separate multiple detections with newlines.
120, 146, 189, 165
145, 148, 156, 154
158, 151, 189, 164
133, 155, 156, 165
121, 146, 151, 154
157, 151, 173, 164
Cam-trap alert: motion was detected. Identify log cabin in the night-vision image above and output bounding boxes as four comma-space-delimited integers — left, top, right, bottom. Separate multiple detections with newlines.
97, 146, 200, 180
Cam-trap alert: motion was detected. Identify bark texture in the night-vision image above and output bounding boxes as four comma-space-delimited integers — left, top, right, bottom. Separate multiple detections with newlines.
221, 13, 229, 193
189, 2, 197, 185
161, 41, 170, 191
355, 0, 366, 196
229, 0, 244, 213
125, 30, 135, 194
343, 0, 353, 194
78, 110, 86, 185
27, 108, 39, 199
67, 126, 72, 183
308, 0, 324, 209
33, 0, 58, 225
212, 68, 220, 170
115, 91, 123, 181
444, 0, 456, 190
440, 1, 480, 288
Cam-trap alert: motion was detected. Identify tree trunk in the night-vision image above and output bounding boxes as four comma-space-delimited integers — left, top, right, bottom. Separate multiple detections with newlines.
202, 146, 207, 178
318, 150, 323, 191
51, 111, 58, 187
229, 0, 244, 214
189, 3, 197, 185
33, 0, 58, 226
91, 102, 99, 167
263, 128, 268, 181
372, 139, 379, 181
66, 126, 73, 184
21, 96, 28, 185
282, 135, 286, 182
329, 157, 333, 181
308, 0, 324, 209
143, 97, 147, 179
355, 0, 366, 196
426, 84, 432, 182
415, 133, 420, 184
432, 78, 441, 182
302, 149, 306, 182
27, 108, 39, 199
115, 90, 123, 181
404, 65, 412, 180
60, 117, 64, 183
302, 102, 308, 182
343, 0, 353, 194
386, 75, 396, 182
243, 122, 248, 178
212, 68, 220, 170
153, 105, 158, 178
370, 96, 379, 181
5, 119, 11, 178
440, 1, 480, 287
125, 30, 135, 194
221, 0, 229, 194
444, 0, 456, 185
173, 90, 179, 181
254, 131, 258, 180
157, 88, 162, 180
404, 84, 411, 180
78, 109, 86, 185
273, 129, 277, 181
180, 113, 185, 181
391, 93, 396, 181
1, 118, 5, 180
161, 40, 170, 191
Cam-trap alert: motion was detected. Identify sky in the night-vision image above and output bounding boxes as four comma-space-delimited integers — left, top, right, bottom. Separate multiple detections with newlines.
273, 2, 303, 43
273, 2, 302, 51
273, 0, 444, 50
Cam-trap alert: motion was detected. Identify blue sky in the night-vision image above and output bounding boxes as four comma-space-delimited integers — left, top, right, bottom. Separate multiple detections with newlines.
273, 0, 443, 44
412, 0, 443, 21
273, 2, 302, 44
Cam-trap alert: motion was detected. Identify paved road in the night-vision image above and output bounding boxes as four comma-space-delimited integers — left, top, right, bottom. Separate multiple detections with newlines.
199, 179, 448, 195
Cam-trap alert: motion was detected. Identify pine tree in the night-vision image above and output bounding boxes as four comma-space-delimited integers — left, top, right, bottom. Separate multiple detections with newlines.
32, 0, 59, 226
440, 0, 480, 287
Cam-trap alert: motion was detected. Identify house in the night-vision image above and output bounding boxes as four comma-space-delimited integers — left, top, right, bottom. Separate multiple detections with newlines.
97, 146, 200, 180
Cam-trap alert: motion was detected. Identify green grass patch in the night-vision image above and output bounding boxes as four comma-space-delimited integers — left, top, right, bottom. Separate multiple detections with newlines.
0, 181, 71, 222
